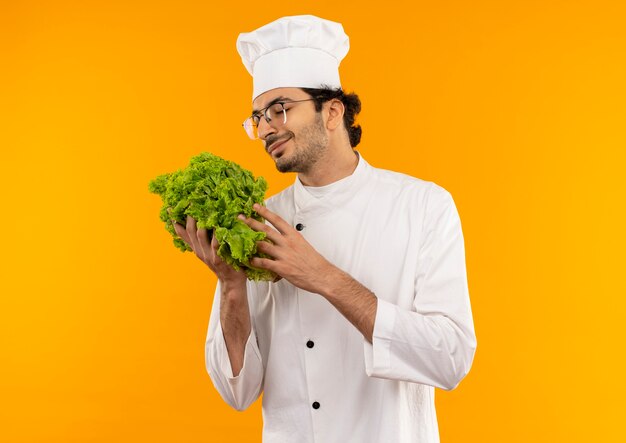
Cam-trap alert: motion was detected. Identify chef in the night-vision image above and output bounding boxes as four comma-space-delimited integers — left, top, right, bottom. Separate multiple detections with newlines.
174, 15, 477, 443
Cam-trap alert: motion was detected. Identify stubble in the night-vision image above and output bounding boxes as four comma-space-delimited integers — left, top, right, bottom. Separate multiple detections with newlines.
275, 113, 328, 174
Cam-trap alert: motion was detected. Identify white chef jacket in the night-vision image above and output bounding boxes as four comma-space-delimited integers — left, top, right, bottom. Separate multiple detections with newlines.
205, 154, 476, 443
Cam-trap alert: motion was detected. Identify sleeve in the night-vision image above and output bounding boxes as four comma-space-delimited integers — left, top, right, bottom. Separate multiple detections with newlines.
364, 186, 477, 390
205, 279, 265, 410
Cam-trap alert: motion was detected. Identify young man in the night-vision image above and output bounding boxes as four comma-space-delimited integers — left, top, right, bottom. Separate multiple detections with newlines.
173, 15, 476, 443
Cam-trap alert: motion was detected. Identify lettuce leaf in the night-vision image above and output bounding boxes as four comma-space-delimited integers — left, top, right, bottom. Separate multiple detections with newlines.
149, 152, 276, 281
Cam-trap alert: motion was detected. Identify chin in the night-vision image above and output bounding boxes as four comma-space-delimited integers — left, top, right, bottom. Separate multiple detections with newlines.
275, 160, 296, 173
274, 155, 300, 173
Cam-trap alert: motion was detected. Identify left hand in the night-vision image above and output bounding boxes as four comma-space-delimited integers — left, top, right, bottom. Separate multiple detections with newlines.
239, 204, 336, 294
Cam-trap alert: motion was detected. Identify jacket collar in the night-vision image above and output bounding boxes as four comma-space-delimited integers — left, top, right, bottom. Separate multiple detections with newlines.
293, 152, 370, 215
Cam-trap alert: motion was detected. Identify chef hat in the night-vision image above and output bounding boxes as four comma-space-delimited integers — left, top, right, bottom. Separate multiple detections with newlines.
236, 15, 350, 100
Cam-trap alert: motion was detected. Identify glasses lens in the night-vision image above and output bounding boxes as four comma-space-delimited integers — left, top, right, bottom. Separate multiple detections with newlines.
242, 104, 287, 140
242, 118, 258, 140
266, 103, 286, 126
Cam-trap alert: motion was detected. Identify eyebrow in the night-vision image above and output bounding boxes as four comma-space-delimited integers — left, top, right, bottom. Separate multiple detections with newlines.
252, 96, 292, 114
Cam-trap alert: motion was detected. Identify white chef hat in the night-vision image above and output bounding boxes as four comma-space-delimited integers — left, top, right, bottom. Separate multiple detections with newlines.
236, 15, 350, 101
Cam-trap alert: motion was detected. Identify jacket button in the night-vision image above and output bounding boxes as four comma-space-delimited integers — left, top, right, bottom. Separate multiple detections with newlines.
306, 340, 314, 349
295, 223, 304, 231
312, 401, 320, 409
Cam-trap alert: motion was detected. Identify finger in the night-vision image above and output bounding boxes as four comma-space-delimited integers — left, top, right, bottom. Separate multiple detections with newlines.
239, 215, 283, 245
168, 208, 188, 241
197, 227, 212, 261
185, 216, 201, 252
250, 256, 279, 273
253, 204, 293, 236
255, 240, 280, 259
209, 233, 220, 261
172, 220, 192, 246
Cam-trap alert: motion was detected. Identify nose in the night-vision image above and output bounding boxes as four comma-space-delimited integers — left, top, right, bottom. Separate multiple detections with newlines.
257, 116, 276, 141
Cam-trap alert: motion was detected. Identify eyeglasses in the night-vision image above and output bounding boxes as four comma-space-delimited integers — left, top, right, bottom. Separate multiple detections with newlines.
242, 98, 316, 140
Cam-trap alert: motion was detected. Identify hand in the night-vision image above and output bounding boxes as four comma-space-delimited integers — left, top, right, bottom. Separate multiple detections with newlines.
238, 204, 336, 294
169, 209, 247, 287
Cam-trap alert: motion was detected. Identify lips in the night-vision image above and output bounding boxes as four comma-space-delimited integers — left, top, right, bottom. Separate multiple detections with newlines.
267, 137, 290, 155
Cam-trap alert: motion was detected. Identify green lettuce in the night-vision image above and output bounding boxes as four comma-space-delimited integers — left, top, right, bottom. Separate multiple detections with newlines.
149, 152, 276, 281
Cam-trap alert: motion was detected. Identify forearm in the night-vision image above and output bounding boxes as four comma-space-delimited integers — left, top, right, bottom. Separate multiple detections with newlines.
219, 279, 251, 377
205, 280, 264, 411
319, 266, 378, 343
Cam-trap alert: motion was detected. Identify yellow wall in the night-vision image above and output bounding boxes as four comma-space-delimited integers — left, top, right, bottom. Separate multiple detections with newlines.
1, 1, 625, 441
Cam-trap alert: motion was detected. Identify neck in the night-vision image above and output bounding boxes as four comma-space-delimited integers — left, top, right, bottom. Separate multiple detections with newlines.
298, 142, 359, 187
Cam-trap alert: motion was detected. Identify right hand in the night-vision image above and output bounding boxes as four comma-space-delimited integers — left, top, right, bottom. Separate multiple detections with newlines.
170, 211, 247, 286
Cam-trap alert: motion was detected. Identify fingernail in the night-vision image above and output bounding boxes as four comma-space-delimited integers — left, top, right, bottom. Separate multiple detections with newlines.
253, 203, 260, 210
237, 214, 246, 220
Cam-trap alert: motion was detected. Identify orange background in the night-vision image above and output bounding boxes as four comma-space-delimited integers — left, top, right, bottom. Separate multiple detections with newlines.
2, 1, 625, 441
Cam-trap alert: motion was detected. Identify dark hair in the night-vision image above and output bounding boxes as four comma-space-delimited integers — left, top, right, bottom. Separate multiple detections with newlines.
300, 86, 362, 147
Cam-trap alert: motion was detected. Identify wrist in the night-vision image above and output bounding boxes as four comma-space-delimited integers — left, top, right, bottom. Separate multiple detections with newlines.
221, 278, 247, 299
318, 264, 345, 300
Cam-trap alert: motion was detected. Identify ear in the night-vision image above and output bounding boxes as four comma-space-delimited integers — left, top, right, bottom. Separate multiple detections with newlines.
325, 99, 345, 131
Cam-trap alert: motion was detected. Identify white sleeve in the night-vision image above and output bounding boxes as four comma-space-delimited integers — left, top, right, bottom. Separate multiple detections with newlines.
205, 280, 264, 410
365, 187, 477, 390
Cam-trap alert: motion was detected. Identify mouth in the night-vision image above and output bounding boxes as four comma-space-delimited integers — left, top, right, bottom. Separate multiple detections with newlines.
267, 137, 290, 155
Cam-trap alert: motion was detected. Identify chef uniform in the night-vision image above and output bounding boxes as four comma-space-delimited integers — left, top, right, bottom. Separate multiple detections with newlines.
205, 15, 477, 443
